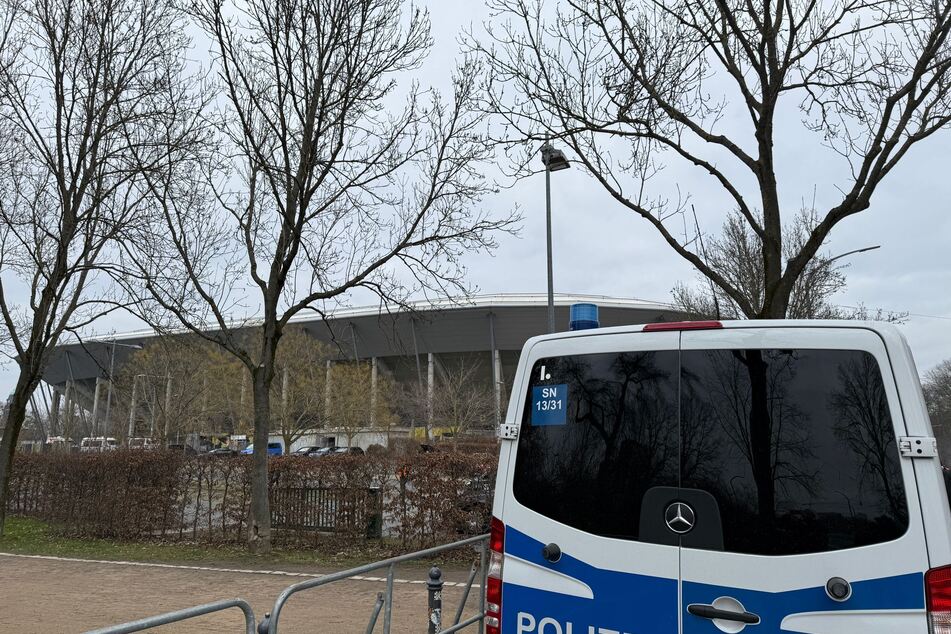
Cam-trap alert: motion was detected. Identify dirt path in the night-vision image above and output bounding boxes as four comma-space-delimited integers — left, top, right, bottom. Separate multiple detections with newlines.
0, 554, 483, 633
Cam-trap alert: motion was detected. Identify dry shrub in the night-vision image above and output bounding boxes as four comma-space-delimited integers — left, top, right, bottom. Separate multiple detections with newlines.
6, 448, 499, 550
389, 452, 497, 549
7, 451, 182, 538
174, 455, 251, 542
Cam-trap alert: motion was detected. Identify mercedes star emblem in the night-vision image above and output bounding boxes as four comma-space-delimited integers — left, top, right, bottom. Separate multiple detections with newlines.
665, 502, 696, 535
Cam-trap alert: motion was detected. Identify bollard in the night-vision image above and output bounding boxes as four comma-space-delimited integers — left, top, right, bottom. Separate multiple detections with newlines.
427, 566, 443, 634
257, 612, 270, 634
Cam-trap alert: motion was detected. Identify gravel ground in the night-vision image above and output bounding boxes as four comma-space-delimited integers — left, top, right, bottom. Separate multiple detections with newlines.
0, 554, 483, 633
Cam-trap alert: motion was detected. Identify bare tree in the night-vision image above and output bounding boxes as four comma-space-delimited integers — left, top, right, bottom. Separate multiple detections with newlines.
683, 348, 816, 524
123, 0, 515, 551
0, 0, 198, 534
434, 358, 497, 440
402, 357, 497, 442
272, 328, 331, 451
112, 336, 224, 443
328, 361, 396, 449
111, 328, 329, 447
923, 359, 951, 463
673, 210, 908, 320
831, 353, 904, 517
473, 0, 951, 319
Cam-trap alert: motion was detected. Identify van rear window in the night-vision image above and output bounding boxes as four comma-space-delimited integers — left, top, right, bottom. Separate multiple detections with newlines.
513, 348, 909, 555
513, 351, 680, 541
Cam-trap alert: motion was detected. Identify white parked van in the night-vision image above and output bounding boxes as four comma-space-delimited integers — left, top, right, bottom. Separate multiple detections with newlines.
487, 320, 951, 634
79, 436, 119, 453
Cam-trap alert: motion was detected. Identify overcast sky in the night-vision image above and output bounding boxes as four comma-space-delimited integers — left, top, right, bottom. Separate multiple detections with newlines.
2, 1, 950, 400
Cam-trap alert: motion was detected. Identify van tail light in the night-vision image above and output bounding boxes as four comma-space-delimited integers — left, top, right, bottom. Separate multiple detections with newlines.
643, 320, 723, 332
486, 516, 504, 634
928, 565, 951, 633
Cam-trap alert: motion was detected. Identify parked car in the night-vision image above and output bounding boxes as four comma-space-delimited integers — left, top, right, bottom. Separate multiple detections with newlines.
206, 447, 237, 457
329, 446, 364, 456
128, 437, 158, 450
294, 445, 323, 456
44, 436, 74, 453
241, 442, 283, 456
79, 437, 119, 453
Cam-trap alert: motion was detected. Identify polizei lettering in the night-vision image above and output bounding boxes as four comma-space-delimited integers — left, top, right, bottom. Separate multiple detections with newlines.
516, 612, 634, 634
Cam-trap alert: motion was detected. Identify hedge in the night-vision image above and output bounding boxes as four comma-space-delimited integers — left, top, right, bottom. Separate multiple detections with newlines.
6, 449, 497, 549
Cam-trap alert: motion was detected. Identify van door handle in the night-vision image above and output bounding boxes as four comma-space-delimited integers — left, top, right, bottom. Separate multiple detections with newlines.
687, 603, 760, 624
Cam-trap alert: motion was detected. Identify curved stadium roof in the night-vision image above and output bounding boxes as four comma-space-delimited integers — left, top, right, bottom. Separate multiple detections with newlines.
41, 293, 687, 395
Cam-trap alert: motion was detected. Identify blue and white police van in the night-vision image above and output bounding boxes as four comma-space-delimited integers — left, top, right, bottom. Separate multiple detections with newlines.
486, 316, 951, 634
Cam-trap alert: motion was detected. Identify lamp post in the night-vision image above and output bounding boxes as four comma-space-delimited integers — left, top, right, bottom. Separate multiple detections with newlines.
103, 341, 141, 436
540, 139, 570, 333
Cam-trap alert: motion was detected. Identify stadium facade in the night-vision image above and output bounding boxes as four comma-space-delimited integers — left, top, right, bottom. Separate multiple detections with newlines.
37, 293, 687, 443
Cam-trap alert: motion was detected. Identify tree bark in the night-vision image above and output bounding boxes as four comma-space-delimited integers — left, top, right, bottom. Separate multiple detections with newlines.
249, 366, 274, 553
0, 368, 41, 536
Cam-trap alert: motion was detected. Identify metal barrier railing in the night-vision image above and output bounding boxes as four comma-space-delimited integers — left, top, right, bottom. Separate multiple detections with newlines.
82, 598, 256, 634
260, 533, 490, 634
78, 535, 488, 633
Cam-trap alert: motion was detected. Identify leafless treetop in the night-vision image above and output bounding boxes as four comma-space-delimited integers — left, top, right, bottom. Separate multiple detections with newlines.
128, 0, 517, 366
472, 0, 951, 317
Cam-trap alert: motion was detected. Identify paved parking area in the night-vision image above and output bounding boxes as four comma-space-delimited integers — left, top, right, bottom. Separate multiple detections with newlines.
0, 553, 482, 633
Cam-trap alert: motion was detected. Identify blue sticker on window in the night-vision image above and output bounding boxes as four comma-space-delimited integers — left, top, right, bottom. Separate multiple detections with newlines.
531, 384, 568, 426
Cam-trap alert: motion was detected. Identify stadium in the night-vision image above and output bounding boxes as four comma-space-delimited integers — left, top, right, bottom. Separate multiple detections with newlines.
35, 293, 687, 448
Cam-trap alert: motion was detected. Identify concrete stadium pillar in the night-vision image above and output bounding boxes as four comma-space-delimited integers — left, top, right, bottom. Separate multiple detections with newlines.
63, 351, 89, 432
427, 352, 435, 439
239, 371, 247, 429
324, 359, 332, 421
281, 366, 289, 423
201, 375, 208, 421
50, 389, 61, 436
493, 350, 503, 425
90, 378, 102, 437
149, 386, 157, 436
127, 375, 138, 439
163, 375, 173, 444
370, 357, 378, 426
63, 380, 74, 438
488, 313, 502, 426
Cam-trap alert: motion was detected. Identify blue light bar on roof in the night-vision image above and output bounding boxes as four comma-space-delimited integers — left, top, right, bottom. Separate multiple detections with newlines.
569, 303, 599, 331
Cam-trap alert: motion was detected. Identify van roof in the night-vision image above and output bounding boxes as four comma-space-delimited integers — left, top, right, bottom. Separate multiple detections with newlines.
524, 319, 911, 359
522, 319, 906, 347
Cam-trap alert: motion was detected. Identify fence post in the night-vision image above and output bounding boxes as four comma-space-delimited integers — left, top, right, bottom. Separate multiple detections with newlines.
427, 566, 443, 634
257, 612, 270, 634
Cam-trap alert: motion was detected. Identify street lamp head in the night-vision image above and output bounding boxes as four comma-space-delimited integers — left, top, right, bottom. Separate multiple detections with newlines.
540, 142, 570, 172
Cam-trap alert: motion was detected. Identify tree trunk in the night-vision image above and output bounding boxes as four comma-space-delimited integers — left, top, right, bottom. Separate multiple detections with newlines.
745, 351, 776, 525
0, 369, 41, 536
249, 367, 274, 553
755, 98, 787, 321
760, 279, 792, 319
280, 367, 292, 454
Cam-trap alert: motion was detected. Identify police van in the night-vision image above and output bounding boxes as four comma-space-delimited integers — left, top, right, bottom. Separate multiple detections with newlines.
487, 317, 951, 634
